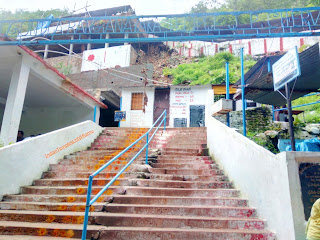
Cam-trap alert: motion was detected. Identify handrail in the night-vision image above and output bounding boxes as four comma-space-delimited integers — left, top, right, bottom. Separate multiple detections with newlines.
81, 110, 167, 240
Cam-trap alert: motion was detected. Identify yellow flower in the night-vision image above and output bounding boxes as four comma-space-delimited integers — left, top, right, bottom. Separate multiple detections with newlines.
46, 215, 55, 223
77, 216, 85, 224
106, 189, 113, 195
76, 188, 85, 195
65, 229, 74, 238
67, 196, 76, 202
37, 228, 47, 236
57, 205, 67, 211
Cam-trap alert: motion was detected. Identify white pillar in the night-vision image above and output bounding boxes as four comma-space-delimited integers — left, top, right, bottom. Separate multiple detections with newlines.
124, 33, 129, 45
69, 35, 74, 55
68, 36, 74, 64
43, 44, 49, 59
0, 57, 30, 145
87, 36, 92, 50
105, 34, 110, 48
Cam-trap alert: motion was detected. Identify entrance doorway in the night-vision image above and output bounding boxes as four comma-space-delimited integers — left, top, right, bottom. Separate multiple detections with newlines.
153, 88, 170, 126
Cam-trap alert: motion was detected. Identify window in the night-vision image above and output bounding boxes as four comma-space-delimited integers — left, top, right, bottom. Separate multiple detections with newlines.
131, 93, 143, 110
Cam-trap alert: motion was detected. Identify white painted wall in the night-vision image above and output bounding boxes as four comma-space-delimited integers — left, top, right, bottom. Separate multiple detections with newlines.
169, 85, 213, 127
206, 116, 294, 239
206, 116, 320, 239
165, 36, 320, 57
18, 106, 96, 137
0, 120, 103, 200
120, 87, 155, 128
81, 45, 137, 72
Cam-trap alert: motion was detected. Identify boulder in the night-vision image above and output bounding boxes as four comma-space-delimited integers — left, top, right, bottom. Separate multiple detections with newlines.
305, 124, 320, 135
264, 130, 279, 138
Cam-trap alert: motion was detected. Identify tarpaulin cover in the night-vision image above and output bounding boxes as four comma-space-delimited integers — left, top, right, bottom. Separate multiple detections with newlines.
286, 138, 320, 152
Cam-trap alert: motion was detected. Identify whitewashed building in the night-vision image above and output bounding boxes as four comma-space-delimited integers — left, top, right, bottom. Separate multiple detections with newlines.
119, 85, 214, 128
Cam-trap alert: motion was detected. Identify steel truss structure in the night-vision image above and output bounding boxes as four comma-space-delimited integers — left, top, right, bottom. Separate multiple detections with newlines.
0, 7, 320, 46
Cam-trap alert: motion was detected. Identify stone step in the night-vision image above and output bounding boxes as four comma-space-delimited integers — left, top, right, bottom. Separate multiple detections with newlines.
155, 159, 214, 165
95, 213, 265, 230
2, 194, 110, 203
48, 163, 134, 172
0, 221, 106, 238
150, 168, 223, 175
41, 171, 137, 179
0, 236, 82, 240
97, 227, 275, 240
125, 186, 239, 197
0, 210, 264, 230
112, 195, 248, 206
0, 202, 104, 212
157, 155, 210, 160
33, 178, 232, 189
20, 186, 126, 195
105, 204, 257, 218
152, 163, 219, 170
146, 174, 228, 181
0, 210, 93, 224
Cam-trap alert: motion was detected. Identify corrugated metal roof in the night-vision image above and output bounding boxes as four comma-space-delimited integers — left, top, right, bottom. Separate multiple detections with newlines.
233, 43, 320, 106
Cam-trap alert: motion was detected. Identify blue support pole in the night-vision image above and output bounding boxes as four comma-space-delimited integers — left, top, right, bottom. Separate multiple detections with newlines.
267, 58, 271, 72
145, 133, 149, 165
241, 48, 246, 136
272, 105, 275, 121
118, 97, 122, 127
226, 62, 230, 127
93, 106, 97, 123
82, 175, 93, 240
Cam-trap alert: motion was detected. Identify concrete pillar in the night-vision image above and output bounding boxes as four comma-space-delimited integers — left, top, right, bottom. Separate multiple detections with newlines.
124, 33, 129, 45
43, 44, 49, 59
87, 36, 92, 50
69, 35, 74, 55
105, 34, 110, 48
68, 36, 74, 64
0, 57, 30, 145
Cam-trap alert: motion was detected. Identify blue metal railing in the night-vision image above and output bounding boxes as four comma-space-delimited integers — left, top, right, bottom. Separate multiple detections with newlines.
0, 7, 320, 45
81, 110, 167, 240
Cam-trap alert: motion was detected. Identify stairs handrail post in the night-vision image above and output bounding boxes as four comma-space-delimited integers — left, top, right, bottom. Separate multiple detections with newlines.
81, 175, 93, 240
145, 133, 149, 164
164, 110, 167, 131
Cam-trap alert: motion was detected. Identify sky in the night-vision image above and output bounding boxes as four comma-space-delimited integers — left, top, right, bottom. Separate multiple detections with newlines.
0, 0, 202, 15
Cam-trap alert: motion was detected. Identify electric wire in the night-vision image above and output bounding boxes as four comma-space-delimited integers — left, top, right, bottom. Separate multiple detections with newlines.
30, 37, 171, 86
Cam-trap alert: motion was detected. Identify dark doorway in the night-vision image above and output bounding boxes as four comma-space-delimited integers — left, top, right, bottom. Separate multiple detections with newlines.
153, 88, 170, 126
99, 104, 119, 127
190, 105, 205, 127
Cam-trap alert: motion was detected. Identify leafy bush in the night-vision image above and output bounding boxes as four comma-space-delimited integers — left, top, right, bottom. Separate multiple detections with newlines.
292, 94, 320, 123
164, 52, 256, 85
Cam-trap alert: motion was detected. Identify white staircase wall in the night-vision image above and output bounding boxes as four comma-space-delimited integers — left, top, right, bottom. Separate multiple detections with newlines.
0, 120, 103, 200
206, 116, 320, 240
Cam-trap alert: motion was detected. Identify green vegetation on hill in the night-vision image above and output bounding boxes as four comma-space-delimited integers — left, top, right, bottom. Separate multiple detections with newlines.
163, 52, 256, 85
293, 94, 320, 123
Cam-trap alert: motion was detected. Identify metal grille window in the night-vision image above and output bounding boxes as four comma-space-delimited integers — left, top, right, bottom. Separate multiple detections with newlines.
131, 93, 143, 110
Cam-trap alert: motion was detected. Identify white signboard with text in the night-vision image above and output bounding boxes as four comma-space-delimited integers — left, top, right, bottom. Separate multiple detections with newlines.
272, 47, 301, 91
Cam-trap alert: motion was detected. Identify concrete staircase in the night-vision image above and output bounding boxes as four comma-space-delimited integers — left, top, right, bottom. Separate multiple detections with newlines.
0, 127, 276, 239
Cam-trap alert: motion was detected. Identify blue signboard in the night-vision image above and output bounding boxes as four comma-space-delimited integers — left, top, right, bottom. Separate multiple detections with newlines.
272, 47, 301, 91
114, 111, 126, 122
